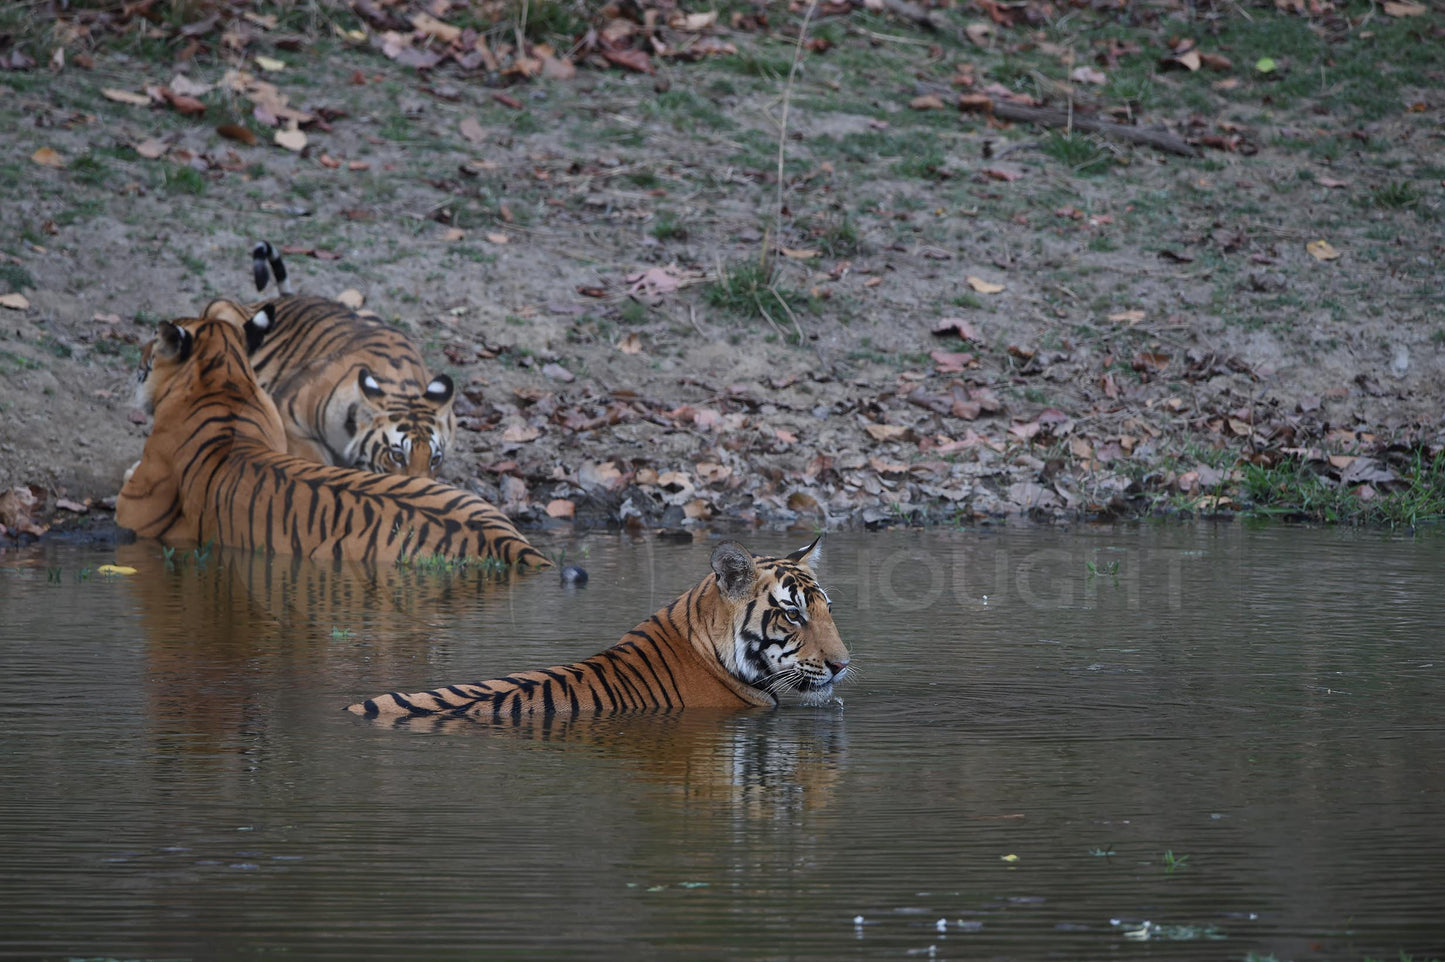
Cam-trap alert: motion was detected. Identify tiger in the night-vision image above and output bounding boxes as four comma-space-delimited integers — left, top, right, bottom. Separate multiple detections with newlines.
200, 242, 456, 478
347, 539, 850, 720
116, 313, 546, 568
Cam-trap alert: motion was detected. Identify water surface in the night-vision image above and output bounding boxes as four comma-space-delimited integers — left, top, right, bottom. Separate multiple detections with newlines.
2, 526, 1442, 960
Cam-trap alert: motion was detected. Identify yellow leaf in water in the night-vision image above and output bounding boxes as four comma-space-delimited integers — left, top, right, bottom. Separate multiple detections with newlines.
966, 275, 1005, 294
97, 564, 138, 576
1306, 239, 1341, 261
1001, 854, 1020, 863
254, 55, 287, 72
31, 147, 65, 168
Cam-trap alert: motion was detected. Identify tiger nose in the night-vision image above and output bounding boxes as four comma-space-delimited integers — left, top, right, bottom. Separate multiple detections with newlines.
825, 658, 849, 678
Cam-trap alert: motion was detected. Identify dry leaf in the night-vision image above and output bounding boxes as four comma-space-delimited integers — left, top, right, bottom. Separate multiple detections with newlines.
930, 349, 974, 373
134, 138, 168, 159
486, 232, 509, 244
966, 275, 1005, 294
102, 88, 151, 106
1070, 66, 1107, 84
910, 94, 946, 110
169, 74, 213, 97
1383, 0, 1427, 14
1108, 309, 1146, 325
579, 461, 624, 491
165, 91, 207, 115
274, 127, 307, 152
933, 317, 982, 342
618, 332, 643, 354
0, 293, 31, 310
31, 147, 64, 168
442, 227, 466, 242
864, 423, 908, 441
411, 12, 461, 42
253, 55, 286, 72
545, 498, 576, 519
779, 247, 818, 260
502, 424, 541, 443
459, 116, 486, 144
217, 123, 257, 146
1306, 239, 1341, 261
336, 289, 365, 309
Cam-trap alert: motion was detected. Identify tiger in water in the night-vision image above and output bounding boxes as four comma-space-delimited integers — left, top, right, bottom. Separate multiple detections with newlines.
347, 539, 850, 720
117, 313, 544, 568
200, 241, 455, 477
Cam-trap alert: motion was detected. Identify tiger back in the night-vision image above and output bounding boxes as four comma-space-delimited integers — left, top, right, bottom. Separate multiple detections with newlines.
347, 540, 850, 720
116, 314, 545, 568
202, 294, 456, 478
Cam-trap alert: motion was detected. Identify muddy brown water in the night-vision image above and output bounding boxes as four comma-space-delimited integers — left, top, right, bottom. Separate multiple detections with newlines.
1, 526, 1442, 961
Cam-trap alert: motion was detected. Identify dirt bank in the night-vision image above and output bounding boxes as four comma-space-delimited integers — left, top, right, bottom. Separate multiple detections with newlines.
2, 0, 1442, 546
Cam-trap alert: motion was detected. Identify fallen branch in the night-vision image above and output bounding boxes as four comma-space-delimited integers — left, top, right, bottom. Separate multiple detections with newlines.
958, 95, 1199, 158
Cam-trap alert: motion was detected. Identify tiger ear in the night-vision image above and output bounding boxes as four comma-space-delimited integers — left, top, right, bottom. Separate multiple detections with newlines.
711, 541, 758, 601
358, 369, 384, 398
155, 321, 193, 362
785, 536, 822, 572
242, 305, 272, 353
424, 373, 454, 404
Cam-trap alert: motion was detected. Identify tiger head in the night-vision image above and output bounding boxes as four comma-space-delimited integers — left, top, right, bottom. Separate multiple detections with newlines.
709, 539, 851, 707
348, 369, 456, 477
133, 319, 196, 414
238, 304, 457, 478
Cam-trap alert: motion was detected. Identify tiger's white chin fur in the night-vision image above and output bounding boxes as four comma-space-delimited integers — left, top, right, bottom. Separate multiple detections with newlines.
796, 684, 838, 708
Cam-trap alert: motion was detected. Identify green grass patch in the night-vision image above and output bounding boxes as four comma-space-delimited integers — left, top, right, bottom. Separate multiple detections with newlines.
651, 213, 687, 242
162, 165, 207, 195
1041, 131, 1113, 175
1369, 181, 1421, 210
1241, 450, 1445, 527
0, 262, 35, 292
704, 258, 809, 337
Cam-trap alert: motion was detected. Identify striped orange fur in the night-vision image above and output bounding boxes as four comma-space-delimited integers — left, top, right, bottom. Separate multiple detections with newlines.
116, 316, 545, 568
347, 540, 850, 720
